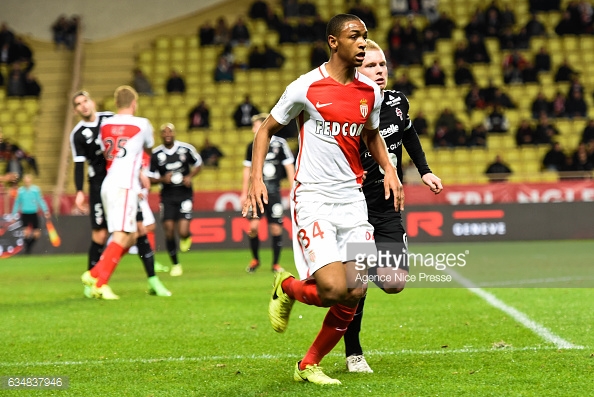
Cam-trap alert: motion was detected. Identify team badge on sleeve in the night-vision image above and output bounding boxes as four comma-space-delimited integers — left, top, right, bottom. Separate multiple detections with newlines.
360, 99, 368, 118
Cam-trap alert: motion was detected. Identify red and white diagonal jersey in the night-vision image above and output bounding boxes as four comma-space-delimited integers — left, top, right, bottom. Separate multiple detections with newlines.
271, 63, 382, 202
99, 114, 154, 191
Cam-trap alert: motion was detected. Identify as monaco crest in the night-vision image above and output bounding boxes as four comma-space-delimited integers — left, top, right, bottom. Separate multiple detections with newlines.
359, 99, 368, 118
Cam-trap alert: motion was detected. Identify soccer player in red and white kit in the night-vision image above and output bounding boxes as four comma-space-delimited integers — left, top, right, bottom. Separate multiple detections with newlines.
242, 14, 404, 385
81, 86, 155, 300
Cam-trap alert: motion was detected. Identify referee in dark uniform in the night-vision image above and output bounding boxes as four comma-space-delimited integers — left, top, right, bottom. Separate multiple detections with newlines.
343, 40, 443, 373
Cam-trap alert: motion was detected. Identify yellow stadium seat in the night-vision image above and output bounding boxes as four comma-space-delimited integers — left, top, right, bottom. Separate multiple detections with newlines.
13, 111, 29, 124
0, 112, 12, 124
155, 37, 170, 50
18, 124, 34, 137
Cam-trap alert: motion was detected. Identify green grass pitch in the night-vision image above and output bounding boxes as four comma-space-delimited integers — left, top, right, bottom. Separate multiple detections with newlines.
0, 241, 592, 396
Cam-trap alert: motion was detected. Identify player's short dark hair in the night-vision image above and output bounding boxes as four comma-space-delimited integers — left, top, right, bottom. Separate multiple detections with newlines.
71, 90, 91, 106
326, 14, 362, 42
251, 113, 269, 124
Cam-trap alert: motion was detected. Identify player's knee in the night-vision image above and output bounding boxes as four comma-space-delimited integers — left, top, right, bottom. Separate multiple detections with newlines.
318, 285, 348, 306
383, 286, 405, 294
247, 230, 258, 238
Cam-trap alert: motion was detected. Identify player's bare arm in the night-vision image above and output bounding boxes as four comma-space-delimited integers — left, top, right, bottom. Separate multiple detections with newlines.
241, 115, 284, 218
183, 164, 201, 188
362, 127, 405, 211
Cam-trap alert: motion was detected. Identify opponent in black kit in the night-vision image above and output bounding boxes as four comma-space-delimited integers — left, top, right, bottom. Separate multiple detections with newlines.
148, 123, 202, 277
343, 40, 443, 373
241, 113, 295, 273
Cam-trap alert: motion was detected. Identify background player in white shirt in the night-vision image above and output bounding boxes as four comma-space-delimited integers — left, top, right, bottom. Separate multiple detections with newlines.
81, 86, 154, 300
242, 14, 404, 386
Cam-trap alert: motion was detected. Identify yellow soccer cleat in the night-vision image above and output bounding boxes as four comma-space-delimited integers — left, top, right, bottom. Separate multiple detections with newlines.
170, 264, 183, 277
268, 271, 295, 333
294, 362, 341, 385
179, 236, 192, 252
147, 276, 172, 297
95, 284, 120, 300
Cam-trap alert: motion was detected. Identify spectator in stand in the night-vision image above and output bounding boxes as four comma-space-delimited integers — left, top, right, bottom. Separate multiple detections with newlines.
424, 59, 446, 86
485, 154, 513, 182
429, 11, 456, 39
386, 21, 403, 66
468, 123, 488, 147
484, 106, 510, 133
263, 44, 285, 69
249, 0, 269, 19
51, 15, 70, 49
391, 72, 416, 96
188, 100, 210, 129
421, 27, 437, 53
412, 111, 429, 136
298, 0, 317, 16
23, 72, 41, 97
565, 90, 588, 119
529, 0, 561, 12
199, 138, 224, 168
550, 90, 566, 118
524, 12, 547, 37
555, 11, 578, 35
571, 143, 594, 172
310, 15, 327, 42
484, 6, 502, 38
296, 18, 314, 43
0, 23, 15, 48
233, 95, 260, 128
453, 57, 475, 85
531, 91, 550, 119
213, 17, 231, 45
6, 66, 25, 97
465, 83, 486, 113
542, 141, 567, 171
466, 32, 491, 63
500, 4, 516, 28
567, 75, 585, 97
277, 17, 296, 44
401, 42, 423, 66
198, 21, 215, 46
535, 113, 560, 144
450, 120, 468, 147
514, 27, 531, 50
534, 46, 551, 72
248, 45, 266, 69
214, 56, 234, 82
554, 59, 578, 82
131, 68, 153, 96
283, 0, 300, 17
497, 26, 517, 50
264, 6, 282, 31
491, 88, 516, 109
12, 36, 33, 71
348, 0, 377, 29
165, 70, 185, 93
515, 119, 536, 146
0, 68, 4, 86
453, 41, 470, 64
521, 60, 539, 83
66, 15, 79, 49
309, 40, 328, 68
480, 79, 498, 106
465, 10, 486, 38
581, 119, 594, 144
0, 42, 16, 65
230, 16, 250, 46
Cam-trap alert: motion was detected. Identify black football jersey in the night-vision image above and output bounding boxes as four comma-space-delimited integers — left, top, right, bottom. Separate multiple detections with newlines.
244, 136, 294, 192
69, 111, 114, 185
360, 90, 431, 215
149, 140, 202, 198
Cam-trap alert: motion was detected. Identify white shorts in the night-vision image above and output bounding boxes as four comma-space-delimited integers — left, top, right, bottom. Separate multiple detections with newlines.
291, 199, 374, 280
101, 186, 138, 233
139, 198, 155, 227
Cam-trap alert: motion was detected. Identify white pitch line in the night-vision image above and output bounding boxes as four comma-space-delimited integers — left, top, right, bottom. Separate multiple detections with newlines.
446, 268, 584, 350
476, 276, 594, 288
0, 345, 581, 368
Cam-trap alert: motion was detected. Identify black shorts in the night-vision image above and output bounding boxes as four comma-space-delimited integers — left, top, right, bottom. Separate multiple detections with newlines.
368, 212, 409, 271
21, 213, 39, 229
249, 191, 284, 225
161, 196, 193, 221
89, 181, 107, 230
